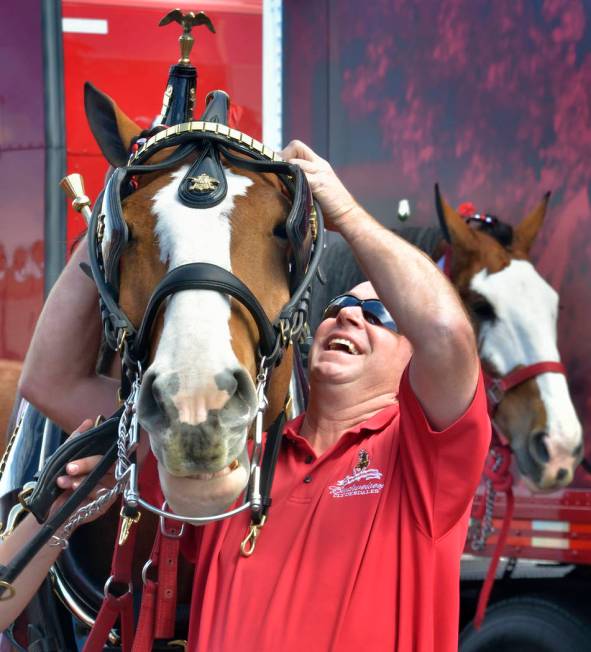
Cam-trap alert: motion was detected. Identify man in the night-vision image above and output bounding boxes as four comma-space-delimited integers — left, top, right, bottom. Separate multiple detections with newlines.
19, 141, 490, 651
164, 141, 490, 651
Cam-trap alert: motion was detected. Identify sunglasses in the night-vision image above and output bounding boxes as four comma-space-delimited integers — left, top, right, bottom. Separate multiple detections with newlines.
322, 294, 398, 332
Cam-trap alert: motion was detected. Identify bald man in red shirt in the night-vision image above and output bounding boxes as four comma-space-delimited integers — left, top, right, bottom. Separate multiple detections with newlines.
172, 141, 491, 651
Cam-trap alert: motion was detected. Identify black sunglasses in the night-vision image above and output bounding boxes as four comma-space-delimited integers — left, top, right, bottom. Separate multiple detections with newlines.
322, 294, 398, 332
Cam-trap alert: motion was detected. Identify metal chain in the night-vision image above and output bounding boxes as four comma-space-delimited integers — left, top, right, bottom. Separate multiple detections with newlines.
0, 405, 27, 486
49, 484, 123, 549
470, 449, 502, 551
115, 373, 142, 484
49, 375, 144, 549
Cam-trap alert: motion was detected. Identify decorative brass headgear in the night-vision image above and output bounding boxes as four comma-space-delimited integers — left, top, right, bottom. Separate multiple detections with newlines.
159, 8, 216, 67
155, 9, 217, 126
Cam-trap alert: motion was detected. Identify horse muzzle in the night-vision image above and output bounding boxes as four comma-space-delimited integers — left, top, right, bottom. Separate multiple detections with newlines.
137, 364, 258, 476
514, 435, 581, 491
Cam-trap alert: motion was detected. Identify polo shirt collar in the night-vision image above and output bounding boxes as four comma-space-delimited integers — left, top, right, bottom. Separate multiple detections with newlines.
283, 402, 399, 443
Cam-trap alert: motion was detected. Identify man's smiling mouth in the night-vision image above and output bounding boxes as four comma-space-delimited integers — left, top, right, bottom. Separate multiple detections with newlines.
327, 338, 359, 355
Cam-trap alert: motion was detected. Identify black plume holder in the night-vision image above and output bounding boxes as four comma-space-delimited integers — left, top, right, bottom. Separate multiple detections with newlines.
160, 63, 197, 126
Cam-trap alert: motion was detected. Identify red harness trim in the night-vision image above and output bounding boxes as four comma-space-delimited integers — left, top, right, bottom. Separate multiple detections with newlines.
132, 514, 182, 650
473, 361, 566, 629
83, 514, 138, 652
84, 507, 182, 650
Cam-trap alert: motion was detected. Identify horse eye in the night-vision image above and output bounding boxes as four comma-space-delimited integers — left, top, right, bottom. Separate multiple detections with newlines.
470, 298, 496, 322
273, 223, 288, 240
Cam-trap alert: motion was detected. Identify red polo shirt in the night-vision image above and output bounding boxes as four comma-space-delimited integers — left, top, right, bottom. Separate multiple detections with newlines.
182, 368, 490, 651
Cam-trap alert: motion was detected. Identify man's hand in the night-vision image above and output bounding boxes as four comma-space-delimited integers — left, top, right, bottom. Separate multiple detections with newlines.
54, 418, 118, 523
280, 140, 358, 231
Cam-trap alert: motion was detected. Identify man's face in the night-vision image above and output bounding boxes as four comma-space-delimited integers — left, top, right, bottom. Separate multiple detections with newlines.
308, 282, 411, 387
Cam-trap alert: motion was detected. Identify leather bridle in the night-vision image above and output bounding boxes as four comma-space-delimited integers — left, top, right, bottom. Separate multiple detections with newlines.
85, 120, 326, 529
0, 120, 324, 603
92, 121, 323, 375
484, 361, 567, 443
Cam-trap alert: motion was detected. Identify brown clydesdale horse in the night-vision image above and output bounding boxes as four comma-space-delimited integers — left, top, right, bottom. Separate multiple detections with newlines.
3, 83, 316, 635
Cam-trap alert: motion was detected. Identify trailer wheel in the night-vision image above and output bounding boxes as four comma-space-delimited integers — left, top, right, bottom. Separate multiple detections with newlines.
459, 596, 591, 652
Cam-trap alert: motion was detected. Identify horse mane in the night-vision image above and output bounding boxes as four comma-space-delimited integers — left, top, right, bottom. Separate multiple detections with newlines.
467, 216, 514, 248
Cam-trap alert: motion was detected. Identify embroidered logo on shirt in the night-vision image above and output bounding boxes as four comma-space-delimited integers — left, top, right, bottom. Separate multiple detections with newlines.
328, 449, 384, 498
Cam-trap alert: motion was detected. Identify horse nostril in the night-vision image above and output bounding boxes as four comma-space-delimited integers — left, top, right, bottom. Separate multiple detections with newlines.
233, 367, 255, 403
556, 468, 569, 483
218, 367, 257, 426
215, 370, 239, 398
530, 431, 550, 464
138, 370, 166, 424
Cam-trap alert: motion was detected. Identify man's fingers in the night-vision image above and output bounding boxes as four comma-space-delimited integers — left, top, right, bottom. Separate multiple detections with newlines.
280, 139, 320, 163
287, 158, 318, 175
66, 454, 104, 476
57, 475, 75, 489
71, 418, 94, 436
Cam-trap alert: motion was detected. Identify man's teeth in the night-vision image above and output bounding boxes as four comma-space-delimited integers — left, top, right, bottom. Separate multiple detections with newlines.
328, 338, 359, 355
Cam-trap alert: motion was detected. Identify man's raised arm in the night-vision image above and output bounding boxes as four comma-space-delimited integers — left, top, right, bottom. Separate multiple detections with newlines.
282, 140, 479, 429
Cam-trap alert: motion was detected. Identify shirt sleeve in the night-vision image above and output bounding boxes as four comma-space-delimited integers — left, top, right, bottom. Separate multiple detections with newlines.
398, 364, 491, 540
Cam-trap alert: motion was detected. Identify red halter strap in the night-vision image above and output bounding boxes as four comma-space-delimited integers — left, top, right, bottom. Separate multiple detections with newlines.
474, 361, 567, 629
485, 361, 567, 417
83, 513, 138, 652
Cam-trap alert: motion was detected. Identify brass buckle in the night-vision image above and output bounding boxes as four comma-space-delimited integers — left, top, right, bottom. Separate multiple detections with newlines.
240, 515, 267, 557
167, 642, 187, 651
0, 580, 16, 601
117, 328, 128, 354
309, 205, 318, 240
17, 484, 34, 511
118, 507, 141, 546
279, 319, 291, 347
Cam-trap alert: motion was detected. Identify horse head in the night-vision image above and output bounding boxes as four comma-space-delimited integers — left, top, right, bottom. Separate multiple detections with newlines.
85, 84, 304, 517
436, 187, 583, 491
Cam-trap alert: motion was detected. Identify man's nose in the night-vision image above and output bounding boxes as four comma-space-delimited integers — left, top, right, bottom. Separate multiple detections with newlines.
337, 306, 364, 326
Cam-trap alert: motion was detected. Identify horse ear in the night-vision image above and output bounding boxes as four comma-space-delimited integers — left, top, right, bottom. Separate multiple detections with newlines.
434, 184, 478, 252
84, 82, 142, 167
513, 192, 551, 255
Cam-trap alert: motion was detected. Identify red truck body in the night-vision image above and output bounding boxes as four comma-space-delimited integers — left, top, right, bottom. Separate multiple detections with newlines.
0, 0, 262, 361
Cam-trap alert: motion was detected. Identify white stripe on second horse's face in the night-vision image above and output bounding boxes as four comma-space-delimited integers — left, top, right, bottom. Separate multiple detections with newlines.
471, 260, 582, 482
146, 166, 255, 429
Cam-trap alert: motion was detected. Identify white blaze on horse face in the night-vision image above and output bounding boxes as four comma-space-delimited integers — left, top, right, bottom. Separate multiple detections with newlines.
471, 260, 582, 483
145, 166, 257, 450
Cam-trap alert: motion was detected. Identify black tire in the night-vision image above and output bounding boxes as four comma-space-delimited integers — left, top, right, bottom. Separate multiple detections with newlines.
459, 596, 591, 652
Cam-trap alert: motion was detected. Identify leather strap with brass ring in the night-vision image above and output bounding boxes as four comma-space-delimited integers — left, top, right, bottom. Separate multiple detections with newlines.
0, 580, 16, 601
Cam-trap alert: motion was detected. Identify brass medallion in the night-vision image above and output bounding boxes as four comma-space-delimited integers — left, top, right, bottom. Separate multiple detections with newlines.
188, 174, 220, 193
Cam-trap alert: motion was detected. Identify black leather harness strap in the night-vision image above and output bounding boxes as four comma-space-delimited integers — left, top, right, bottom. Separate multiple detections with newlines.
26, 408, 124, 523
0, 430, 118, 599
131, 263, 279, 366
255, 408, 287, 525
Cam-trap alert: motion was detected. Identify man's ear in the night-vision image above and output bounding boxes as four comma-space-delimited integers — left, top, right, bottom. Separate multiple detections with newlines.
84, 82, 142, 167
